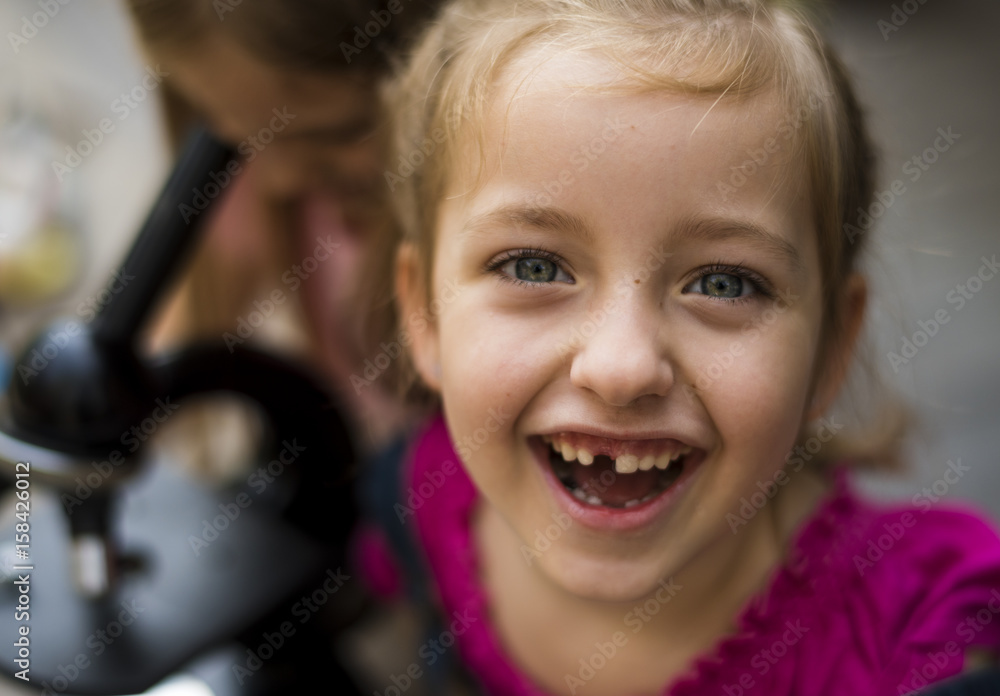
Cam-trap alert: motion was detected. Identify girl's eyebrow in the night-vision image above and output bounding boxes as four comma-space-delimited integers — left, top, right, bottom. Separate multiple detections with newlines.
675, 215, 805, 276
461, 205, 594, 242
462, 205, 804, 275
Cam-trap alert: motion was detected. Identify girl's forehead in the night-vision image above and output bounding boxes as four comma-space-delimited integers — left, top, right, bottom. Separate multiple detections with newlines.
496, 45, 785, 115
450, 50, 800, 198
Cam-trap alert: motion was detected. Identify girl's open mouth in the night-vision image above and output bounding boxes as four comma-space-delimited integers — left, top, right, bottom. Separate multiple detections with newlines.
548, 442, 684, 508
535, 432, 704, 527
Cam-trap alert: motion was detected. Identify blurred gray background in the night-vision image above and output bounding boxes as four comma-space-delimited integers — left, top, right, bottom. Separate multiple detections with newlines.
826, 0, 1000, 513
0, 0, 998, 694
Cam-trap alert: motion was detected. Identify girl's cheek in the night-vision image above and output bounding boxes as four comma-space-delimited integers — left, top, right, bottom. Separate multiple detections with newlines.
444, 294, 564, 368
687, 324, 815, 437
438, 310, 539, 410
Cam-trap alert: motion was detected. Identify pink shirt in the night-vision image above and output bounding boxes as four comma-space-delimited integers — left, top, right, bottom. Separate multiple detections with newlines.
365, 415, 1000, 695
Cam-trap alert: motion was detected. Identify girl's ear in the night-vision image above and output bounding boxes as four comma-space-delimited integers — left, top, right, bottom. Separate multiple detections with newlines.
395, 241, 442, 392
808, 273, 867, 420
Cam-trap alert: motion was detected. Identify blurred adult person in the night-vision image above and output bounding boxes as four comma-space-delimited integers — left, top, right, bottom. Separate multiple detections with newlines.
124, 0, 440, 468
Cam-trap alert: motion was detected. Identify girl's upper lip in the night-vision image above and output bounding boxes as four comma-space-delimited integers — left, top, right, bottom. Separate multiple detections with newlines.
533, 424, 704, 451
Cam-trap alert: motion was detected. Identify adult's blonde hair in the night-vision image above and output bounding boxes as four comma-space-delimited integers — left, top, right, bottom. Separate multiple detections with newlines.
385, 0, 906, 466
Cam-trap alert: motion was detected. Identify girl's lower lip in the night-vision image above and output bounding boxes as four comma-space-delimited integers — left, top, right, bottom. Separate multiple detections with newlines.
531, 438, 702, 533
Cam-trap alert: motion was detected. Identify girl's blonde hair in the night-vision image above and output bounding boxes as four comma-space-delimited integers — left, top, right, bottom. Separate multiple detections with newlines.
384, 0, 907, 466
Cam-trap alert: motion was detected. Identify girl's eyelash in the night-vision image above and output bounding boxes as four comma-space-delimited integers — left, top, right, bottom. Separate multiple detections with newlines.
484, 248, 568, 287
691, 261, 775, 303
485, 247, 563, 270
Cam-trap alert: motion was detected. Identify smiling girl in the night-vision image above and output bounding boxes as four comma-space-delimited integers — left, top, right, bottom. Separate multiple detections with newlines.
368, 1, 1000, 694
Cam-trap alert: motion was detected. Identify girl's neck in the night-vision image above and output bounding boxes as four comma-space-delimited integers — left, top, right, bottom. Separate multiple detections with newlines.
474, 466, 831, 696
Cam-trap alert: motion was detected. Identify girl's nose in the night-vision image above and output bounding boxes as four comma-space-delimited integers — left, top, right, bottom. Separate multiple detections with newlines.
567, 302, 674, 407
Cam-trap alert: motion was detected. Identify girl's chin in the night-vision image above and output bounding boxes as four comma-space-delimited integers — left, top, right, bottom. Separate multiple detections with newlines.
531, 545, 680, 604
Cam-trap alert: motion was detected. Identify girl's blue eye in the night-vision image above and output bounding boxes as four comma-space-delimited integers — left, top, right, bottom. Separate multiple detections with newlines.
701, 273, 744, 298
491, 250, 573, 285
514, 257, 558, 282
683, 266, 766, 301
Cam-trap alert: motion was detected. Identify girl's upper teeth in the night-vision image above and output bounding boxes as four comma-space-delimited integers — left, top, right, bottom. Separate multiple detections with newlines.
543, 434, 691, 474
616, 454, 640, 474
